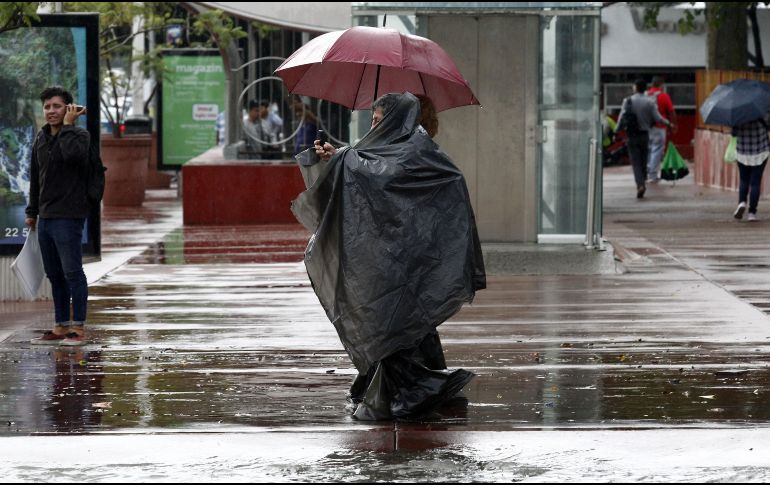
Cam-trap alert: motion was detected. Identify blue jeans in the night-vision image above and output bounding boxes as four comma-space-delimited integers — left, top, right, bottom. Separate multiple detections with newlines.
37, 218, 88, 325
737, 160, 768, 214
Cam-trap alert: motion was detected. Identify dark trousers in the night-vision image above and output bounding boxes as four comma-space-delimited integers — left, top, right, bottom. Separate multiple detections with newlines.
738, 160, 768, 214
627, 132, 650, 188
37, 218, 88, 324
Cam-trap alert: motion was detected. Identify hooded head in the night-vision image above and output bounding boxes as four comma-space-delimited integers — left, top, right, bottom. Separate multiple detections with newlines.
356, 92, 421, 148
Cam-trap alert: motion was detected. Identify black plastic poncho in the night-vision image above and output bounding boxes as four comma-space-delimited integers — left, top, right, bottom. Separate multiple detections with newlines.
292, 92, 486, 420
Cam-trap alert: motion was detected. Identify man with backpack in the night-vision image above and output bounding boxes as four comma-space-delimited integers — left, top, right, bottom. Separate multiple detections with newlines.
617, 79, 673, 199
646, 76, 678, 183
25, 86, 92, 346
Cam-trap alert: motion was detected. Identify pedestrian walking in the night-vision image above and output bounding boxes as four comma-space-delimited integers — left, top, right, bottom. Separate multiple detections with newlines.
26, 86, 91, 346
732, 114, 770, 222
617, 79, 673, 198
290, 98, 318, 155
243, 99, 284, 157
215, 110, 226, 146
294, 92, 485, 421
645, 76, 677, 183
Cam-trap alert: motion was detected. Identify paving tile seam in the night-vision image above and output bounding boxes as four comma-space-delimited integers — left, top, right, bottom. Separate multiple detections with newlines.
7, 423, 770, 437
608, 223, 770, 326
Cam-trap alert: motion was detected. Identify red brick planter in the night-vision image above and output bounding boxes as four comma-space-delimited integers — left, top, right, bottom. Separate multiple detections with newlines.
101, 134, 151, 206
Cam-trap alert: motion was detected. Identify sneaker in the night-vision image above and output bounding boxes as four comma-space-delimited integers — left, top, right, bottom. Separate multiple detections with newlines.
734, 202, 747, 219
30, 331, 67, 345
748, 212, 758, 222
60, 332, 87, 346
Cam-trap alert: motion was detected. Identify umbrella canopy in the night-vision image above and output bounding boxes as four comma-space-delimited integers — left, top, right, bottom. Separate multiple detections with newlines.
700, 79, 770, 127
274, 26, 480, 112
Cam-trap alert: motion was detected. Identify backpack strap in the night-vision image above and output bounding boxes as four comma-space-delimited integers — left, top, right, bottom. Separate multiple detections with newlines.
622, 96, 635, 119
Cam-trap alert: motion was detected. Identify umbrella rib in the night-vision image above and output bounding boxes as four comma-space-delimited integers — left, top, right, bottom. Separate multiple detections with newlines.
418, 71, 427, 97
353, 64, 368, 109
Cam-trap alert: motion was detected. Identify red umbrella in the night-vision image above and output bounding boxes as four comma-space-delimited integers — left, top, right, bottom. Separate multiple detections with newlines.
274, 26, 480, 112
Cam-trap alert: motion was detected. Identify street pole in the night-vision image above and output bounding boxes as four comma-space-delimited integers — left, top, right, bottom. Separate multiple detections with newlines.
585, 138, 598, 248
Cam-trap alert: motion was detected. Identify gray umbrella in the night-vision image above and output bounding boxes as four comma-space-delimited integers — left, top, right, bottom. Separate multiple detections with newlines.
700, 79, 770, 127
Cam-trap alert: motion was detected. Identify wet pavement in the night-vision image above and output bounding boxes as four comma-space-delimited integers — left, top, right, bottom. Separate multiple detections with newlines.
2, 167, 770, 480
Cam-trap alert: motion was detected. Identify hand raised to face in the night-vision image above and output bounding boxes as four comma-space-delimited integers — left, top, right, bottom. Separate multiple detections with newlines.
63, 104, 86, 125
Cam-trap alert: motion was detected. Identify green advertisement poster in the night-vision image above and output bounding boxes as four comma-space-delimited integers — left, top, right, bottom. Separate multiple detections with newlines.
159, 51, 225, 169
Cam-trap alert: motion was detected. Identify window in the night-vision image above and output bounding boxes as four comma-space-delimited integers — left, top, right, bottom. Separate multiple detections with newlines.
603, 82, 695, 110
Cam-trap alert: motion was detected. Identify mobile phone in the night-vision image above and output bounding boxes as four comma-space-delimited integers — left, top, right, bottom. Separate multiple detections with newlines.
74, 105, 87, 114
317, 130, 328, 146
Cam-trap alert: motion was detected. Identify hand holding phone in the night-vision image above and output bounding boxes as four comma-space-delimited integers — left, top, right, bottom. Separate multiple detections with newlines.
316, 130, 328, 148
315, 130, 337, 161
63, 104, 86, 125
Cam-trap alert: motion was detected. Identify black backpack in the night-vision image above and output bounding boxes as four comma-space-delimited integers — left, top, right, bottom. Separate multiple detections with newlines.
87, 142, 107, 206
620, 97, 641, 136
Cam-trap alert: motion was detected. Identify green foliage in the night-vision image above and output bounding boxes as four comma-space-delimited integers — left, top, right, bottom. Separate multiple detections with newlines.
639, 3, 698, 35
636, 2, 770, 68
639, 2, 768, 34
190, 9, 247, 48
0, 130, 25, 205
0, 2, 41, 35
253, 21, 279, 40
61, 2, 182, 132
0, 129, 19, 154
64, 3, 179, 57
2, 3, 244, 136
0, 26, 79, 125
0, 183, 25, 205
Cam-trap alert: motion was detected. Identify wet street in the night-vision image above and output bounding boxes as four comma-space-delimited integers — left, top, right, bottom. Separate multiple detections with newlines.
2, 166, 770, 481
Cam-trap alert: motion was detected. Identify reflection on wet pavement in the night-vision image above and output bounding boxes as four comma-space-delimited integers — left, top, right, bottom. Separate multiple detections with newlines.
129, 225, 309, 265
2, 174, 770, 455
2, 429, 770, 481
4, 259, 770, 435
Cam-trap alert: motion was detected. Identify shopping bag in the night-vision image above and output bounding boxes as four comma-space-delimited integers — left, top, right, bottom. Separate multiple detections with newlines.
724, 135, 738, 163
10, 228, 45, 299
660, 142, 690, 181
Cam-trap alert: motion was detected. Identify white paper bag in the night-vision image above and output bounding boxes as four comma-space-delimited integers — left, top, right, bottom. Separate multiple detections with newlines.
10, 228, 45, 300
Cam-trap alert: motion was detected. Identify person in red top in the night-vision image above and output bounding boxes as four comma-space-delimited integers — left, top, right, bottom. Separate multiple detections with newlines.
645, 76, 677, 182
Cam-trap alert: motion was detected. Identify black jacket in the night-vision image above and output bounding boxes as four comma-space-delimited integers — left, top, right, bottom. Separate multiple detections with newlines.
26, 124, 91, 219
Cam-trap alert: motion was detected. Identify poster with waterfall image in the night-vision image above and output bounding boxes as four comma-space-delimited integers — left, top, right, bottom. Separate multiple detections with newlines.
0, 25, 87, 248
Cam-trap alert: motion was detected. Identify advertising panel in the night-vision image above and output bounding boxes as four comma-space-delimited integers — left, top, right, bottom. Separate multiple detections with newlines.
158, 50, 225, 169
0, 14, 100, 256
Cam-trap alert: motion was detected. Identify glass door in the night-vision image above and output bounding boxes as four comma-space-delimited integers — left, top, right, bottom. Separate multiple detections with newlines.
538, 15, 601, 243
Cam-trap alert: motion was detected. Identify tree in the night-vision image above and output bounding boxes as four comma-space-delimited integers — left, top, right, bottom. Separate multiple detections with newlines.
0, 3, 247, 137
0, 25, 79, 124
640, 2, 768, 70
0, 2, 39, 35
188, 9, 248, 146
63, 2, 184, 137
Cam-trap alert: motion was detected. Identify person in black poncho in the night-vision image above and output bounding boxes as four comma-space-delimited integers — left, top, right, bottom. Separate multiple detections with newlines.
292, 92, 486, 421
